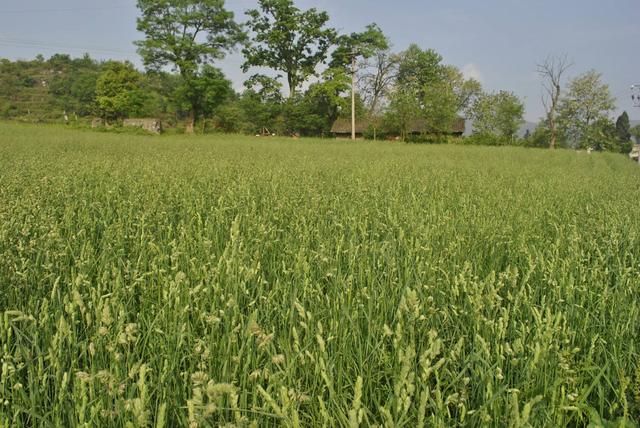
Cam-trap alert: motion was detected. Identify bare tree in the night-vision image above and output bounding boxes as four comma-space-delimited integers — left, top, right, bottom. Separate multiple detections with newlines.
358, 49, 400, 115
537, 54, 572, 149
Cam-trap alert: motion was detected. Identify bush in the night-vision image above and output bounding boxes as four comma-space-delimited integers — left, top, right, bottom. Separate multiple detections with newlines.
464, 132, 517, 146
360, 123, 388, 140
213, 104, 246, 133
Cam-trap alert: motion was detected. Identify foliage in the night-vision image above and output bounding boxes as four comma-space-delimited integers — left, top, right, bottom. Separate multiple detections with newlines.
463, 132, 516, 146
443, 65, 482, 115
396, 44, 444, 94
0, 55, 103, 120
329, 23, 389, 69
616, 112, 633, 153
632, 125, 640, 144
173, 65, 234, 123
558, 70, 616, 148
212, 103, 246, 133
135, 0, 244, 130
581, 117, 620, 152
1, 124, 640, 426
470, 91, 525, 142
421, 80, 459, 135
522, 124, 553, 148
383, 85, 420, 140
386, 48, 480, 137
357, 49, 400, 114
95, 61, 148, 121
243, 0, 336, 97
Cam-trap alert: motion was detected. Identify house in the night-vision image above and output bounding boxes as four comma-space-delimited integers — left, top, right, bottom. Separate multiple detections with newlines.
123, 118, 163, 134
330, 118, 371, 139
330, 117, 465, 139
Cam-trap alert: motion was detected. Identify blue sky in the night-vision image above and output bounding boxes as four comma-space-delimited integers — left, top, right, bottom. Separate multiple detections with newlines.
0, 0, 638, 121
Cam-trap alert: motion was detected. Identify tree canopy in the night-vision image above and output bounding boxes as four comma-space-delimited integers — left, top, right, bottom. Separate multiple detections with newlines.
243, 0, 336, 97
558, 70, 616, 148
135, 0, 244, 131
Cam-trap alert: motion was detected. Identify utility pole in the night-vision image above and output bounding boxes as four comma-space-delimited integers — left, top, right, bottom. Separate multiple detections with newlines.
632, 85, 640, 108
632, 85, 640, 164
351, 53, 356, 140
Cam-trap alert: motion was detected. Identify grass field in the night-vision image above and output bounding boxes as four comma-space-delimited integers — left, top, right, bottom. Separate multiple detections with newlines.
1, 122, 639, 427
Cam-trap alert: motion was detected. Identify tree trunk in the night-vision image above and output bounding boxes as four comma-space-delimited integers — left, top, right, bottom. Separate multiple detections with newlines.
549, 118, 557, 149
288, 74, 296, 99
351, 56, 356, 141
548, 94, 558, 149
186, 109, 196, 134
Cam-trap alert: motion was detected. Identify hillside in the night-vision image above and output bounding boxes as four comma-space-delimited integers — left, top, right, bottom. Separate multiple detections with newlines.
0, 55, 102, 121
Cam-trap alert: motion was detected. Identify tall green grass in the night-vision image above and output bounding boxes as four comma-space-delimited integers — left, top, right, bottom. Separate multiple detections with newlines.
1, 123, 639, 427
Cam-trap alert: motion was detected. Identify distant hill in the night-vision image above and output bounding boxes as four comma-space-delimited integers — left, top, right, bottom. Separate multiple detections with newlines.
0, 55, 102, 120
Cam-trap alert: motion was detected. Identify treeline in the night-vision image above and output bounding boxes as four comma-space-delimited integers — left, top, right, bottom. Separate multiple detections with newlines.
0, 0, 637, 151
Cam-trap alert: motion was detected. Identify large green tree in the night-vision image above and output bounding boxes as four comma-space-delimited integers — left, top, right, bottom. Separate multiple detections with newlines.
95, 61, 147, 122
243, 0, 336, 97
384, 85, 421, 141
135, 0, 244, 133
442, 65, 482, 116
616, 111, 631, 142
470, 91, 525, 142
558, 70, 616, 148
238, 75, 284, 134
615, 111, 632, 154
421, 80, 459, 135
173, 65, 233, 130
396, 44, 445, 96
391, 47, 479, 136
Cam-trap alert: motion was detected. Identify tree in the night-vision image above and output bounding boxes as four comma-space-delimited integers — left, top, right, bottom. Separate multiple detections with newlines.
384, 85, 420, 141
537, 54, 572, 149
470, 91, 525, 142
173, 65, 233, 130
588, 117, 620, 152
631, 125, 640, 144
95, 61, 147, 121
523, 125, 549, 148
391, 47, 479, 137
616, 111, 631, 142
358, 49, 400, 115
442, 65, 482, 116
396, 44, 444, 97
135, 0, 244, 133
330, 24, 388, 140
421, 79, 459, 135
615, 112, 633, 154
243, 0, 336, 97
558, 70, 616, 149
239, 75, 284, 134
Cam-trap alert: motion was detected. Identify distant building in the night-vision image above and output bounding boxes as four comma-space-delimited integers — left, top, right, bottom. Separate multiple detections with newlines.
330, 117, 465, 139
630, 144, 640, 162
123, 118, 163, 134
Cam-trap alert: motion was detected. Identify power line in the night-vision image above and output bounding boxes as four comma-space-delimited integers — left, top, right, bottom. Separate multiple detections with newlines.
0, 37, 139, 57
0, 6, 131, 14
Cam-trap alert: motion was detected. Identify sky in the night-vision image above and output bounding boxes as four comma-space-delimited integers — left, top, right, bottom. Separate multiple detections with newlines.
0, 0, 638, 122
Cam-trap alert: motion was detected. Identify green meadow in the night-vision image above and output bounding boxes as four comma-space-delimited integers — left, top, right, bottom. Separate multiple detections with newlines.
1, 123, 639, 427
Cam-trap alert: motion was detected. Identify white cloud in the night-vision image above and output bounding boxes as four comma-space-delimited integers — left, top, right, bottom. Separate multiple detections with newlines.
462, 62, 484, 84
